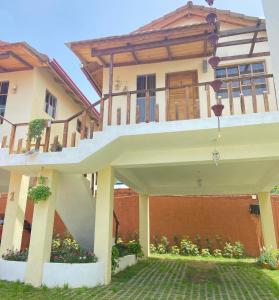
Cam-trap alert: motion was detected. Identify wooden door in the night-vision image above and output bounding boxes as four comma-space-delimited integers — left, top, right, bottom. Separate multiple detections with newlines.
166, 71, 199, 121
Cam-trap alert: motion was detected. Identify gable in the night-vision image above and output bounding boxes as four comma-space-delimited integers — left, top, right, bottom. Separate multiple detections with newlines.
133, 1, 262, 33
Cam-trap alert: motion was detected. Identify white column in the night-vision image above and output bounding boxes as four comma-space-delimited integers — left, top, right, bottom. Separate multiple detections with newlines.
25, 170, 59, 287
262, 0, 279, 96
0, 172, 29, 256
258, 192, 277, 249
139, 194, 150, 257
94, 166, 114, 285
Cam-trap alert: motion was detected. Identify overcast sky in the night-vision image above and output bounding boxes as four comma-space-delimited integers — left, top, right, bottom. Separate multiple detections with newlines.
0, 0, 265, 102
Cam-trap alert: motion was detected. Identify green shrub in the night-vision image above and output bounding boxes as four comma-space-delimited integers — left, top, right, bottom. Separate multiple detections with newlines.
171, 245, 180, 255
194, 234, 202, 251
213, 249, 222, 257
161, 236, 170, 253
223, 242, 234, 258
201, 248, 211, 257
150, 244, 157, 254
2, 249, 28, 261
257, 248, 279, 270
180, 239, 199, 256
223, 241, 245, 259
112, 245, 120, 272
157, 244, 167, 254
127, 240, 143, 257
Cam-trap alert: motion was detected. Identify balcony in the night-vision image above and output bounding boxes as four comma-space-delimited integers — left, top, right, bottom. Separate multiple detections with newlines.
0, 73, 277, 156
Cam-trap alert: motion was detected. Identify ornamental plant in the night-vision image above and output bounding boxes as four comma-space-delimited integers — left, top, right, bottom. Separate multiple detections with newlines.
28, 176, 52, 204
126, 240, 143, 257
112, 245, 120, 272
28, 119, 47, 141
180, 238, 199, 256
257, 248, 279, 270
201, 248, 211, 257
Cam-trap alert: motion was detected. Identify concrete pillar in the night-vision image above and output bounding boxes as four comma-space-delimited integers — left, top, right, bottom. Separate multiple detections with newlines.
262, 0, 279, 97
0, 172, 29, 256
139, 194, 150, 257
258, 192, 277, 249
25, 170, 59, 287
94, 166, 114, 285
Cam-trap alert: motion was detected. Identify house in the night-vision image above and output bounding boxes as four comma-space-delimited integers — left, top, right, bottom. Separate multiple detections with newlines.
0, 0, 279, 289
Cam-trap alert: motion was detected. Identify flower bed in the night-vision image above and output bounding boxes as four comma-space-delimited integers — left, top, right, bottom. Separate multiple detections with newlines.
0, 260, 26, 282
115, 255, 137, 274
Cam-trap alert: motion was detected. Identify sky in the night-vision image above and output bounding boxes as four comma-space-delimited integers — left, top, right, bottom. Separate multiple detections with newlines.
0, 0, 265, 102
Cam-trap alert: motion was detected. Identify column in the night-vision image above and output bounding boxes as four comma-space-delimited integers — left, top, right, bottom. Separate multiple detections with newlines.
139, 194, 150, 257
262, 0, 279, 97
0, 172, 29, 256
94, 166, 114, 285
25, 170, 59, 287
258, 192, 277, 249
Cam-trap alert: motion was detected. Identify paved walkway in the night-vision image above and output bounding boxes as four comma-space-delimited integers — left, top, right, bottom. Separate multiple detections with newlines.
0, 258, 278, 299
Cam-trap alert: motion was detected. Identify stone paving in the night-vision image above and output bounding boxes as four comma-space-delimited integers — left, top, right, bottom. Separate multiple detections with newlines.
0, 258, 278, 299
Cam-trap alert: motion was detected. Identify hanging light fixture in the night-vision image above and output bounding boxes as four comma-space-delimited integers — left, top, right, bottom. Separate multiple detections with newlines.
205, 0, 214, 6
206, 13, 218, 26
208, 33, 219, 47
208, 56, 221, 69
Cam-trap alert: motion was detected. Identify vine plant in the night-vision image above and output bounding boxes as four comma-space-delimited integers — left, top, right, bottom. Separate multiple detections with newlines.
28, 176, 52, 204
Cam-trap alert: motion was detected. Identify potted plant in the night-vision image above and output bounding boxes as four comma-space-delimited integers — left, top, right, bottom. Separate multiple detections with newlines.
28, 176, 52, 204
27, 119, 47, 150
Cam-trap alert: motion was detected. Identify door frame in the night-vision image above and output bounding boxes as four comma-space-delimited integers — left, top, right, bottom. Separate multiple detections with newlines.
165, 70, 199, 121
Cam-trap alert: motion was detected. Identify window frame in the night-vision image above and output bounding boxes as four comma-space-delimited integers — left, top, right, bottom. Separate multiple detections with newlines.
44, 90, 57, 119
215, 60, 269, 99
0, 81, 9, 123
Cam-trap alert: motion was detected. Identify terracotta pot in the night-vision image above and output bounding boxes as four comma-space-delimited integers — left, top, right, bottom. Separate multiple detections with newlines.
210, 80, 223, 92
208, 56, 221, 69
206, 13, 218, 26
208, 33, 219, 47
211, 104, 224, 117
206, 0, 214, 5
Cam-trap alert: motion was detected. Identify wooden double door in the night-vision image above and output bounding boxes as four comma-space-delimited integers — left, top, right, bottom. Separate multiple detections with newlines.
166, 71, 199, 121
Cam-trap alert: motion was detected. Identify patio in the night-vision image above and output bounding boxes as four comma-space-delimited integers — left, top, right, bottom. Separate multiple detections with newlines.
0, 256, 278, 300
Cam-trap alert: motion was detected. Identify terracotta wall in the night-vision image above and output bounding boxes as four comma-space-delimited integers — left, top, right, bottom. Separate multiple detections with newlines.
114, 189, 279, 257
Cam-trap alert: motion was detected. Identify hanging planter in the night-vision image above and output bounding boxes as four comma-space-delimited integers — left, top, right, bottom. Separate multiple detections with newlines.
208, 56, 221, 69
210, 80, 223, 92
211, 103, 224, 117
208, 33, 219, 47
205, 0, 214, 6
206, 13, 218, 26
28, 176, 52, 204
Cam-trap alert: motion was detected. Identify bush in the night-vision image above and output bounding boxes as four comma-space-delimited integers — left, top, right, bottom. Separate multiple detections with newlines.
127, 240, 143, 257
150, 244, 157, 254
201, 248, 211, 257
223, 242, 245, 259
157, 244, 167, 254
112, 245, 120, 272
2, 249, 28, 261
213, 249, 222, 257
258, 248, 279, 270
171, 245, 180, 255
180, 239, 199, 256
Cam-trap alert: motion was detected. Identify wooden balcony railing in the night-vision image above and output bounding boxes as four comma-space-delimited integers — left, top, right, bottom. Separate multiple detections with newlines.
0, 74, 277, 155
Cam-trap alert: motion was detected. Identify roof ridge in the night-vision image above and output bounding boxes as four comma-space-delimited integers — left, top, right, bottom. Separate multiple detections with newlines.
132, 1, 263, 33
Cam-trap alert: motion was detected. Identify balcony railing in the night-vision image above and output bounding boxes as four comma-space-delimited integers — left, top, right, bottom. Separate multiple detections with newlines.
0, 74, 277, 155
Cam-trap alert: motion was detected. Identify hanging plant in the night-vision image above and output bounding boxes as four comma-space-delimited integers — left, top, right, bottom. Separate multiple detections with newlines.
210, 79, 223, 92
28, 176, 52, 204
205, 0, 214, 6
28, 119, 47, 141
208, 56, 221, 69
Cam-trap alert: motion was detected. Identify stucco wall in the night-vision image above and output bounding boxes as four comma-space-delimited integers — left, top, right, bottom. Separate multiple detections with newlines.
0, 67, 90, 151
101, 21, 276, 128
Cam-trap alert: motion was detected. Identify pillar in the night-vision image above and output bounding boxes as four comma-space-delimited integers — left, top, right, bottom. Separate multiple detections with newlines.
262, 0, 279, 97
139, 194, 150, 257
25, 170, 59, 287
258, 192, 277, 249
0, 172, 29, 256
94, 166, 114, 285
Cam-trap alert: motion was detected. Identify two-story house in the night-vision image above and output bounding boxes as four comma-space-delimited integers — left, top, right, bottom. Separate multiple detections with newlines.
0, 0, 279, 288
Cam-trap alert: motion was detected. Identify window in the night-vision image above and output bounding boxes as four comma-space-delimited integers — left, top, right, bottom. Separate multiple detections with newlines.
137, 74, 156, 122
76, 119, 88, 137
215, 62, 267, 99
45, 90, 57, 118
0, 81, 9, 123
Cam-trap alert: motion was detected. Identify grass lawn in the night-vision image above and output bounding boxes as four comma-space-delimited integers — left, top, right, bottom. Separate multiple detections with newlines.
0, 255, 278, 299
